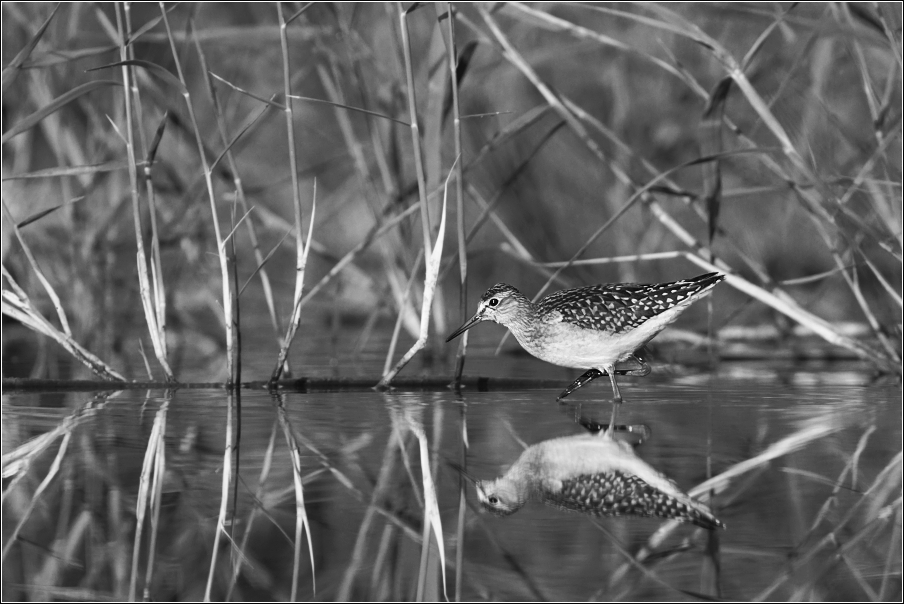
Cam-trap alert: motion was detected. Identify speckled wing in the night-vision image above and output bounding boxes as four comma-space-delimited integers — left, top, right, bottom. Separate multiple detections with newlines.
535, 273, 724, 333
544, 471, 724, 530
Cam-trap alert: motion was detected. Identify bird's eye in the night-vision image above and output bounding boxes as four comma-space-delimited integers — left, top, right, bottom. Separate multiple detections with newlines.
488, 298, 499, 308
488, 496, 498, 504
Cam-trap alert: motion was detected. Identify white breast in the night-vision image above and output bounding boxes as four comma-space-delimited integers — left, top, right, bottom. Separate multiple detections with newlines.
517, 295, 702, 370
535, 435, 684, 498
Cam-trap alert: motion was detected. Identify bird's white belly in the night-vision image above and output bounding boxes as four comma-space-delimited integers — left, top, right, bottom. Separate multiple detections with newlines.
536, 435, 683, 497
520, 301, 694, 370
525, 324, 627, 369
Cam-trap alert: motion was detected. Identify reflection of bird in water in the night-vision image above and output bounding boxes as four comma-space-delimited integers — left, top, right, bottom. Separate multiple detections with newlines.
446, 273, 725, 430
471, 433, 723, 530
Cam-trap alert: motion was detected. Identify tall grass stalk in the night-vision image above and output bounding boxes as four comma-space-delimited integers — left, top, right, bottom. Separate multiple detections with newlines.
158, 2, 233, 384
192, 27, 286, 362
270, 179, 316, 383
441, 2, 469, 391
226, 418, 279, 600
125, 5, 170, 380
398, 2, 432, 256
453, 400, 468, 601
269, 3, 309, 383
373, 3, 448, 389
204, 387, 235, 602
115, 4, 173, 381
415, 403, 447, 601
368, 525, 396, 599
337, 427, 402, 600
142, 400, 167, 601
276, 395, 315, 599
383, 250, 424, 376
880, 506, 902, 601
128, 397, 167, 600
377, 166, 451, 388
394, 405, 446, 601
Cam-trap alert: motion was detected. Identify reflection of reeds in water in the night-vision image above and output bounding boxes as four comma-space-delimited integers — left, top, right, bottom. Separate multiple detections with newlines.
2, 392, 899, 600
1, 2, 901, 600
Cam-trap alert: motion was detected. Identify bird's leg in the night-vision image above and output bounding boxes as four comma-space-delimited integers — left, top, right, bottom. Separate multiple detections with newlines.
606, 403, 620, 435
621, 353, 651, 377
607, 366, 623, 404
606, 366, 622, 434
557, 355, 651, 402
577, 414, 605, 434
556, 368, 605, 401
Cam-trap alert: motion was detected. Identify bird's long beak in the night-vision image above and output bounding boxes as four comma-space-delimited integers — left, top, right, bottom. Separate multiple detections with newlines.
445, 311, 483, 342
447, 461, 480, 486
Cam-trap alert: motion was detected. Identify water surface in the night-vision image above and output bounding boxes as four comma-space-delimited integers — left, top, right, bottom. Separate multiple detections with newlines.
3, 366, 899, 601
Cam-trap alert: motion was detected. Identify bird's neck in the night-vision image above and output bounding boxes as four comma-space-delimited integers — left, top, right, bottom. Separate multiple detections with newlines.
487, 476, 530, 513
499, 449, 541, 502
497, 292, 538, 343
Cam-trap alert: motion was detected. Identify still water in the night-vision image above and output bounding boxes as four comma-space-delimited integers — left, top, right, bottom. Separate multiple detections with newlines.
2, 365, 901, 601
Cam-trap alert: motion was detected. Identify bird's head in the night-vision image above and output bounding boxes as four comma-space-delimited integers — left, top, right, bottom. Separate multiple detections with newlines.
445, 284, 529, 342
449, 460, 528, 516
475, 477, 526, 516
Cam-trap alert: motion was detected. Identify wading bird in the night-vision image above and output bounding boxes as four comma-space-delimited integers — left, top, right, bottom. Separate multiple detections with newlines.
466, 432, 723, 530
447, 273, 725, 429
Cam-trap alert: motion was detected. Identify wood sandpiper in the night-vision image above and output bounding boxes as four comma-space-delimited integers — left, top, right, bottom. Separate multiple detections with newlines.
447, 272, 725, 428
465, 431, 723, 529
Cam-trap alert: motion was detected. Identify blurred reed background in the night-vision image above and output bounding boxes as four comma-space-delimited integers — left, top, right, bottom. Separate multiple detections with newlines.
1, 2, 900, 383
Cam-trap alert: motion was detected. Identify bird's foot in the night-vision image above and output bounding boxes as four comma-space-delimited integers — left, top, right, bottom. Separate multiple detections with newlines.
621, 355, 651, 377
556, 368, 605, 401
